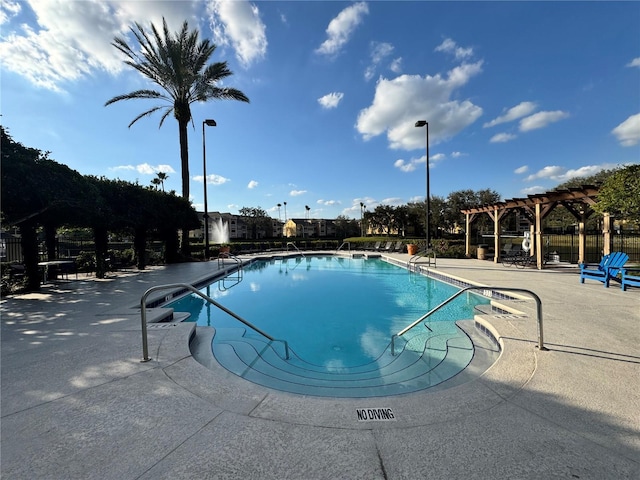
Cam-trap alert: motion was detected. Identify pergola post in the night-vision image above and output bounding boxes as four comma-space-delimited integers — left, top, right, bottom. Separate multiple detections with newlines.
465, 213, 475, 258
493, 207, 501, 263
535, 203, 543, 270
602, 212, 611, 256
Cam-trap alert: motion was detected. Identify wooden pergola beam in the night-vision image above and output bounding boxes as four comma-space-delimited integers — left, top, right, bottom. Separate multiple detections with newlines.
461, 185, 603, 268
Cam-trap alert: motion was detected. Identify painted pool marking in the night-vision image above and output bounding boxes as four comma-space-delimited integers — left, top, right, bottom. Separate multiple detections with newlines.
356, 408, 396, 422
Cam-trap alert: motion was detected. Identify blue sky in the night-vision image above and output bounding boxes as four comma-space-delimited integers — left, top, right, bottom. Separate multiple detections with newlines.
1, 1, 639, 221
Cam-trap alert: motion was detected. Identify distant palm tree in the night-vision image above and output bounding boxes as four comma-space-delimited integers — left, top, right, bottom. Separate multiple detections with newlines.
151, 177, 162, 190
156, 171, 169, 192
105, 17, 249, 254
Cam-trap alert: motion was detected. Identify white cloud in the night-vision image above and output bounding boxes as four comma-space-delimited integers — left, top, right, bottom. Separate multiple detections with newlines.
290, 189, 307, 196
208, 0, 267, 68
612, 113, 640, 146
626, 57, 640, 68
194, 173, 230, 185
0, 1, 21, 25
394, 157, 424, 173
110, 165, 135, 172
524, 163, 619, 183
247, 180, 259, 189
110, 163, 175, 175
484, 101, 538, 127
514, 165, 529, 174
356, 61, 484, 150
490, 132, 517, 143
317, 199, 341, 206
364, 41, 394, 80
318, 92, 344, 109
521, 186, 545, 195
434, 38, 473, 60
315, 1, 369, 57
389, 57, 402, 73
519, 110, 570, 132
451, 151, 463, 158
0, 1, 198, 92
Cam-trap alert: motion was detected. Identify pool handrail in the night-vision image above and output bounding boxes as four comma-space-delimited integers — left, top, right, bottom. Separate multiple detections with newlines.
336, 241, 351, 252
286, 242, 306, 257
139, 283, 290, 362
409, 248, 436, 270
391, 286, 546, 355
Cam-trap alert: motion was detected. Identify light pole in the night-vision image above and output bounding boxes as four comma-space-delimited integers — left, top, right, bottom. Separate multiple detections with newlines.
415, 120, 430, 250
360, 202, 365, 237
202, 119, 217, 259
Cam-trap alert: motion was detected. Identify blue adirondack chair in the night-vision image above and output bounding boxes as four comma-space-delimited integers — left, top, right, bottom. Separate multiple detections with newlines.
621, 268, 640, 291
579, 252, 629, 287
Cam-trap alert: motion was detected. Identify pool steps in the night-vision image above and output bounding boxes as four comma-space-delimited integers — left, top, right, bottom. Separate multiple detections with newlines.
209, 323, 476, 397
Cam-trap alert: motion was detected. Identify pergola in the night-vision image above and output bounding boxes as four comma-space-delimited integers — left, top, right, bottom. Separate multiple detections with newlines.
461, 185, 607, 269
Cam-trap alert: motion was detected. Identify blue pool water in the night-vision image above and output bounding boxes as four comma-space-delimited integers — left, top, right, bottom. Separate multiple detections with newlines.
168, 256, 489, 369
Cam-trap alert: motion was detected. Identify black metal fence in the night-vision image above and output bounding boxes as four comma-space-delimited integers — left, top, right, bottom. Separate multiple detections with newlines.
544, 232, 640, 264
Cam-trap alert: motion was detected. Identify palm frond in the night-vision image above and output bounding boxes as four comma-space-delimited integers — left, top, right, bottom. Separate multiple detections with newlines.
129, 106, 171, 128
104, 89, 167, 106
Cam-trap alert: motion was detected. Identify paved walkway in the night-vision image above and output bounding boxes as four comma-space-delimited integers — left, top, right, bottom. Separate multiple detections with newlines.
1, 254, 638, 479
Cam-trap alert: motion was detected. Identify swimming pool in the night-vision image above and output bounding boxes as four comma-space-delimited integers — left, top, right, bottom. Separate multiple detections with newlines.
167, 255, 496, 397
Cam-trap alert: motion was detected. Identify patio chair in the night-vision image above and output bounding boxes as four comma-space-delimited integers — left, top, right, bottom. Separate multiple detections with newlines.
381, 241, 394, 252
366, 241, 382, 251
620, 268, 640, 291
391, 241, 404, 252
579, 252, 629, 287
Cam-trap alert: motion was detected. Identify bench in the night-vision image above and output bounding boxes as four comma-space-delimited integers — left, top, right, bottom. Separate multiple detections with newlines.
621, 268, 640, 291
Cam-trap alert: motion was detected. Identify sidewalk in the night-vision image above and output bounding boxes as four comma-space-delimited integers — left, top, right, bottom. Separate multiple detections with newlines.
1, 256, 639, 479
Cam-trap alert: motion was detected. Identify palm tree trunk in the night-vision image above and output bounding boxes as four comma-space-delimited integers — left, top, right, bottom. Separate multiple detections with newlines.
178, 118, 191, 257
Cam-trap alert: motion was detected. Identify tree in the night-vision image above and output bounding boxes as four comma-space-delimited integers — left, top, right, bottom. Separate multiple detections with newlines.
1, 126, 96, 289
592, 165, 640, 223
239, 207, 271, 239
105, 17, 249, 255
156, 171, 169, 192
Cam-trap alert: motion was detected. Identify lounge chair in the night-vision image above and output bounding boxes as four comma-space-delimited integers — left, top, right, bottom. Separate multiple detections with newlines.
579, 252, 629, 287
366, 241, 382, 251
620, 268, 640, 291
391, 241, 404, 252
381, 241, 393, 252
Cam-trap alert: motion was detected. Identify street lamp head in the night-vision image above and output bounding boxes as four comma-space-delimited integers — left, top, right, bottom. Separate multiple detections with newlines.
415, 120, 427, 128
204, 119, 217, 127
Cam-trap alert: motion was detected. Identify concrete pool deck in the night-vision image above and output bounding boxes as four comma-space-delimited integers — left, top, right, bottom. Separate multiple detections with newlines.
1, 253, 638, 479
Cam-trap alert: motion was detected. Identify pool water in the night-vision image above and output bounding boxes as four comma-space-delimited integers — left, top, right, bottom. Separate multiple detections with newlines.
168, 256, 489, 369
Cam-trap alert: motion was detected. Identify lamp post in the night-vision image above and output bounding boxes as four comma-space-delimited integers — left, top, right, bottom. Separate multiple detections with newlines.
415, 120, 430, 250
360, 202, 365, 236
202, 119, 217, 260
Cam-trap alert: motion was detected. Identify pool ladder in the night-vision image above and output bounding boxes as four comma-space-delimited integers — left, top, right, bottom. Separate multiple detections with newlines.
286, 242, 306, 257
217, 253, 243, 291
139, 283, 290, 363
390, 286, 546, 356
408, 248, 436, 272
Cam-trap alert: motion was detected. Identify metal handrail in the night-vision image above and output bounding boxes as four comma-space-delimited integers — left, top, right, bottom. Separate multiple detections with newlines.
408, 248, 436, 270
139, 283, 289, 362
336, 241, 351, 252
286, 242, 306, 257
391, 286, 546, 355
217, 252, 242, 269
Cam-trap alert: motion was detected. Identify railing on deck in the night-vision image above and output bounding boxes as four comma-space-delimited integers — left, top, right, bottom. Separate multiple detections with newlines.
391, 286, 545, 355
286, 242, 306, 257
408, 248, 436, 271
336, 241, 351, 252
139, 283, 289, 362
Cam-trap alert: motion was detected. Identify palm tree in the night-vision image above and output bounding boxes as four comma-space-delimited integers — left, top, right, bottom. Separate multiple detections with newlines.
105, 17, 249, 255
156, 171, 169, 192
151, 177, 162, 190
